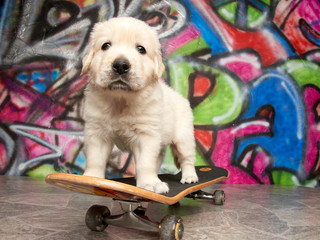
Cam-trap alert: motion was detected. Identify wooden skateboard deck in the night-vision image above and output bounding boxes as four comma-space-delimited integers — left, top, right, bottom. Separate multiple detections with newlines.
46, 166, 229, 205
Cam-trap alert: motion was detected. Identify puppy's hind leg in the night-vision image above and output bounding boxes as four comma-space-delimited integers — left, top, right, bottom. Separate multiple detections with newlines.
84, 135, 114, 179
156, 148, 166, 173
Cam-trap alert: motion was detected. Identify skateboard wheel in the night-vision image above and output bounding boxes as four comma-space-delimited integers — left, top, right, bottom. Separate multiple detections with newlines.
159, 215, 184, 240
85, 205, 110, 232
213, 190, 225, 205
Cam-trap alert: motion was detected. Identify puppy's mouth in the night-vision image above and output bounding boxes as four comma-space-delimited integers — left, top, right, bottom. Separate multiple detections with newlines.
108, 80, 131, 91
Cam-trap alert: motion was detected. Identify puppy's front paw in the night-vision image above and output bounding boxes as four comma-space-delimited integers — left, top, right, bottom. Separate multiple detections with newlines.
138, 180, 169, 194
181, 174, 199, 184
181, 169, 199, 184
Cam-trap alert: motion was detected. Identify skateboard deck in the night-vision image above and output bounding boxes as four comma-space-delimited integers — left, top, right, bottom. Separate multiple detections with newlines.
46, 166, 229, 205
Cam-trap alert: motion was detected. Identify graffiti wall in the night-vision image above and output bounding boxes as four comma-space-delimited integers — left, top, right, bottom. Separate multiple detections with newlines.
0, 0, 319, 186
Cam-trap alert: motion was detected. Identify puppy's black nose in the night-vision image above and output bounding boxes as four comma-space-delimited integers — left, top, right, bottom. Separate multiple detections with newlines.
112, 58, 131, 75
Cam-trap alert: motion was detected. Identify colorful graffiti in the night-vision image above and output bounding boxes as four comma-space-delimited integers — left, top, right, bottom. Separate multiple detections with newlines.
0, 0, 319, 187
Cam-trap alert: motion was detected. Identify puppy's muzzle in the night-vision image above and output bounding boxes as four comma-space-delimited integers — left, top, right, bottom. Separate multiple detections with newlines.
109, 58, 132, 91
112, 58, 131, 75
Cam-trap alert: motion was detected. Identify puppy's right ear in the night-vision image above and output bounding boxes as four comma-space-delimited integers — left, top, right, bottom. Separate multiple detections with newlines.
81, 47, 94, 75
81, 22, 105, 75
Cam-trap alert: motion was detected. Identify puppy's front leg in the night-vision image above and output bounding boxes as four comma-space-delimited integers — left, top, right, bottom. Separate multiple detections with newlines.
84, 135, 114, 179
133, 135, 169, 194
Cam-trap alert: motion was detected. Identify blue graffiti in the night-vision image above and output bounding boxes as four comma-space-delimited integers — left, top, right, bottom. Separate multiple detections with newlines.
237, 70, 306, 180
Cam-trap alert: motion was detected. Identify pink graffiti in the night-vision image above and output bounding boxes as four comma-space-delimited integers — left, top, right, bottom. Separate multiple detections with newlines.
216, 52, 263, 82
303, 87, 320, 176
0, 67, 87, 169
212, 119, 272, 184
0, 77, 38, 123
163, 25, 201, 56
307, 52, 320, 63
274, 0, 320, 55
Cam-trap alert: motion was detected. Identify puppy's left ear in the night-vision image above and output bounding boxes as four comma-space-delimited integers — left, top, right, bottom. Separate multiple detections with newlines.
81, 47, 94, 75
153, 52, 165, 80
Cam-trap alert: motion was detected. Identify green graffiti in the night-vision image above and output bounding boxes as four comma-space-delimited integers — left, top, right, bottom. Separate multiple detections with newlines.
211, 0, 271, 29
282, 60, 320, 88
247, 5, 267, 28
272, 170, 317, 187
272, 170, 296, 185
168, 36, 209, 58
217, 2, 237, 25
195, 148, 208, 166
27, 164, 57, 178
169, 60, 243, 125
163, 146, 208, 174
168, 61, 192, 98
193, 72, 242, 125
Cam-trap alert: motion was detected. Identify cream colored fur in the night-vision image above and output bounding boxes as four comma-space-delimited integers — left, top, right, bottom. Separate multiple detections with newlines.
82, 17, 198, 193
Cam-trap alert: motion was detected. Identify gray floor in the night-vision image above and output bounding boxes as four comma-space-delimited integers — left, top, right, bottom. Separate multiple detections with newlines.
1, 176, 320, 240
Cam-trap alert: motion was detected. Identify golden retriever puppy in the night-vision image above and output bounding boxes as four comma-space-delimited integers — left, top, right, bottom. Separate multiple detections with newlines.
81, 17, 198, 193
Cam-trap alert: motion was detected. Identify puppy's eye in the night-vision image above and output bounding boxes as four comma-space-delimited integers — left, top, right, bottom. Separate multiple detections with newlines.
101, 42, 111, 51
136, 45, 146, 55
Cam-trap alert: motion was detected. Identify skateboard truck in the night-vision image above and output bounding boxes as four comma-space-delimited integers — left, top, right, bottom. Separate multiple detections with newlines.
85, 200, 184, 240
186, 190, 226, 205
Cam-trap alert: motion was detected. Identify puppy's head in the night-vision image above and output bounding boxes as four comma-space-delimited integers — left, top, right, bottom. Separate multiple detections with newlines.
82, 17, 164, 92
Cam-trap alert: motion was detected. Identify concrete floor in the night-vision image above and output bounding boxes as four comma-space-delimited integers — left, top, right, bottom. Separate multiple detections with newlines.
1, 176, 320, 240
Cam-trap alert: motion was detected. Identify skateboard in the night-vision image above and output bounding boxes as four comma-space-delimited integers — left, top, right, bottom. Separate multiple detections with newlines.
46, 166, 229, 240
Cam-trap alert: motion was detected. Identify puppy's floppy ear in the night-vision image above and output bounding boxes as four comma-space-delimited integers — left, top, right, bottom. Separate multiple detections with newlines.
153, 51, 165, 80
81, 22, 105, 75
81, 46, 94, 75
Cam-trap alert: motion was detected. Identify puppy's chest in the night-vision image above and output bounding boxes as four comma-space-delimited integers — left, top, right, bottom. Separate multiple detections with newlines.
86, 95, 160, 149
104, 116, 145, 151
107, 116, 138, 135
100, 106, 150, 135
